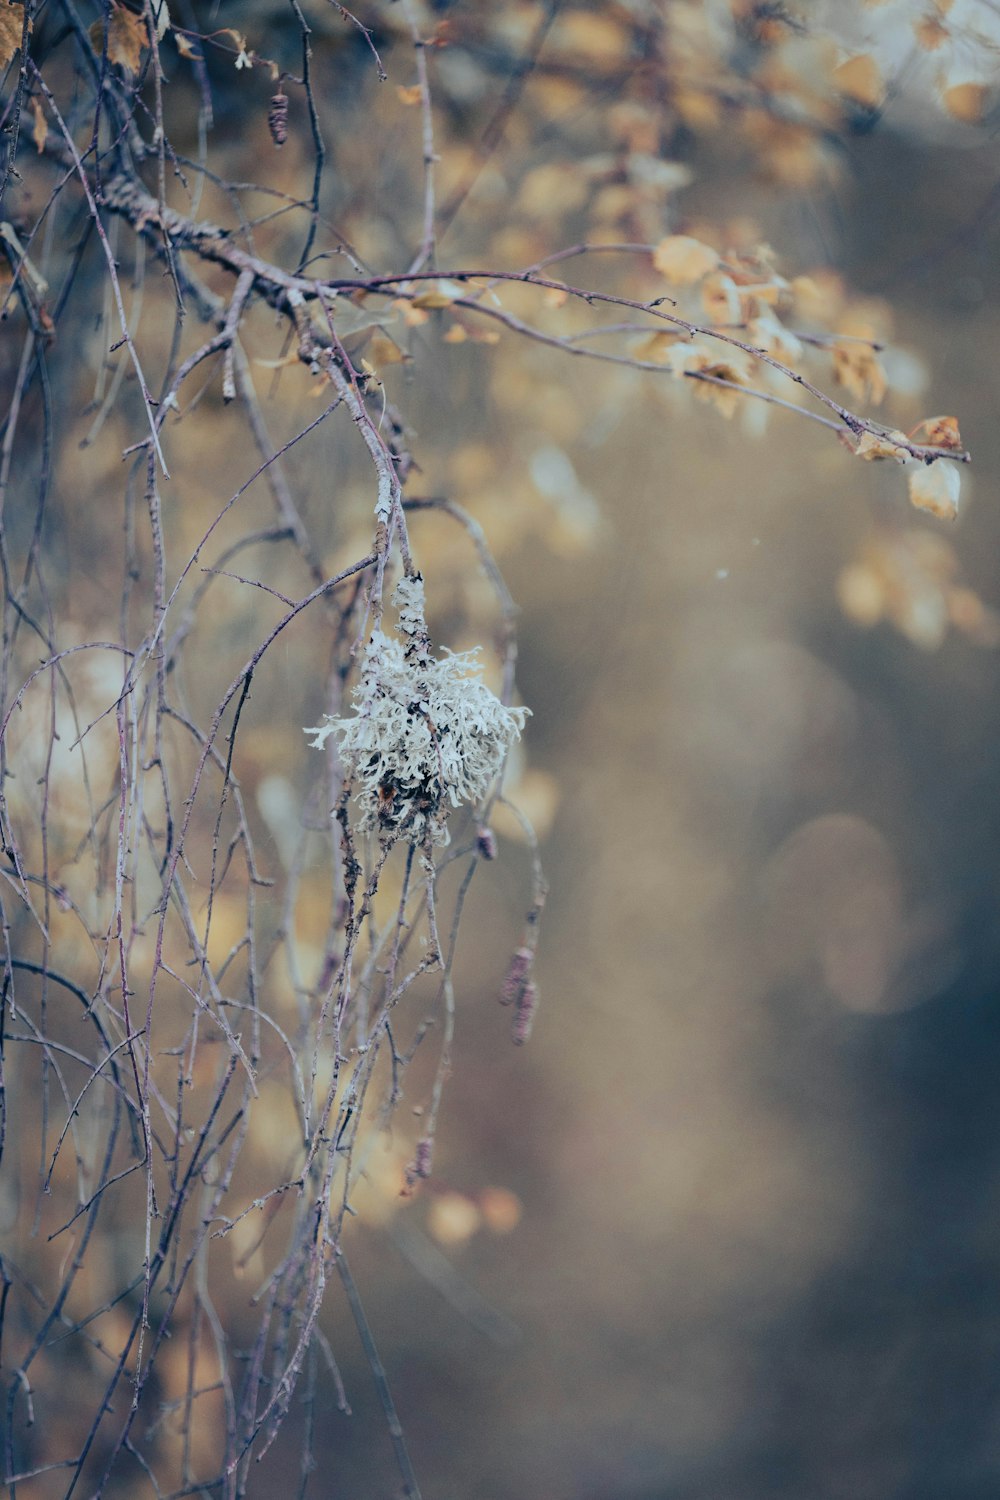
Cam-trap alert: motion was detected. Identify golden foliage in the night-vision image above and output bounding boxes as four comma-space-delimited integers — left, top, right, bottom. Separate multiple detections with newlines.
0, 2, 26, 69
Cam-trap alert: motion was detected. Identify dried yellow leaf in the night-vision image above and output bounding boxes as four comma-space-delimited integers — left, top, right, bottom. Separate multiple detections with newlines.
441, 324, 467, 344
89, 5, 147, 72
652, 234, 719, 285
175, 31, 198, 59
0, 3, 27, 69
908, 462, 960, 520
854, 429, 910, 462
941, 81, 989, 123
833, 53, 885, 109
396, 84, 421, 106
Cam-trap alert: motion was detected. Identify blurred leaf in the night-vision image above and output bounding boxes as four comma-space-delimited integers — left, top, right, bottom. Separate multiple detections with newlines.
411, 279, 467, 309
941, 81, 990, 122
653, 235, 720, 284
833, 53, 885, 109
31, 97, 45, 153
89, 5, 146, 72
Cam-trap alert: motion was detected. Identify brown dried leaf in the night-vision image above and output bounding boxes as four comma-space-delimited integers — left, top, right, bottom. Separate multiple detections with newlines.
396, 84, 421, 106
652, 234, 719, 284
174, 31, 198, 58
912, 414, 963, 451
90, 5, 147, 72
0, 3, 26, 69
832, 338, 887, 405
908, 462, 960, 520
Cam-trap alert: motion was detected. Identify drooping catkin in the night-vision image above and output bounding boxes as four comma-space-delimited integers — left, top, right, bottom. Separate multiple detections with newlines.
412, 1136, 433, 1179
499, 946, 532, 1006
511, 981, 538, 1045
268, 92, 289, 147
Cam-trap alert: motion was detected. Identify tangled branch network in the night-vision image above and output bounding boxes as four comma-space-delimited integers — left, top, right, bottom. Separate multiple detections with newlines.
0, 2, 976, 1497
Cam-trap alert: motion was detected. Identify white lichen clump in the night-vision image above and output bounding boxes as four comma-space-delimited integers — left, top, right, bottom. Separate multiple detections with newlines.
305, 575, 528, 845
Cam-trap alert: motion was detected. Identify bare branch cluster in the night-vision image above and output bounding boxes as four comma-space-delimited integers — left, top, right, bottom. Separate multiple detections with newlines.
0, 0, 980, 1494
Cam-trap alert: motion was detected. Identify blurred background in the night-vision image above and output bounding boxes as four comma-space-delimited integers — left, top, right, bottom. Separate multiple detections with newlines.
4, 3, 1000, 1497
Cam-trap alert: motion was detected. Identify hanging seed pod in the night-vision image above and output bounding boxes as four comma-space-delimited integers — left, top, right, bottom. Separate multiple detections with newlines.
268, 92, 289, 148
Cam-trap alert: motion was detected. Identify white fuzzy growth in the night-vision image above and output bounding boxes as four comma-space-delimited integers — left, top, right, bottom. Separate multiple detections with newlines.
305, 585, 527, 844
393, 573, 426, 640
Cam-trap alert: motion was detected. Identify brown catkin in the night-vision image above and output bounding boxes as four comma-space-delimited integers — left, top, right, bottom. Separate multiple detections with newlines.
511, 981, 538, 1045
412, 1136, 433, 1179
499, 946, 532, 1006
268, 92, 289, 148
